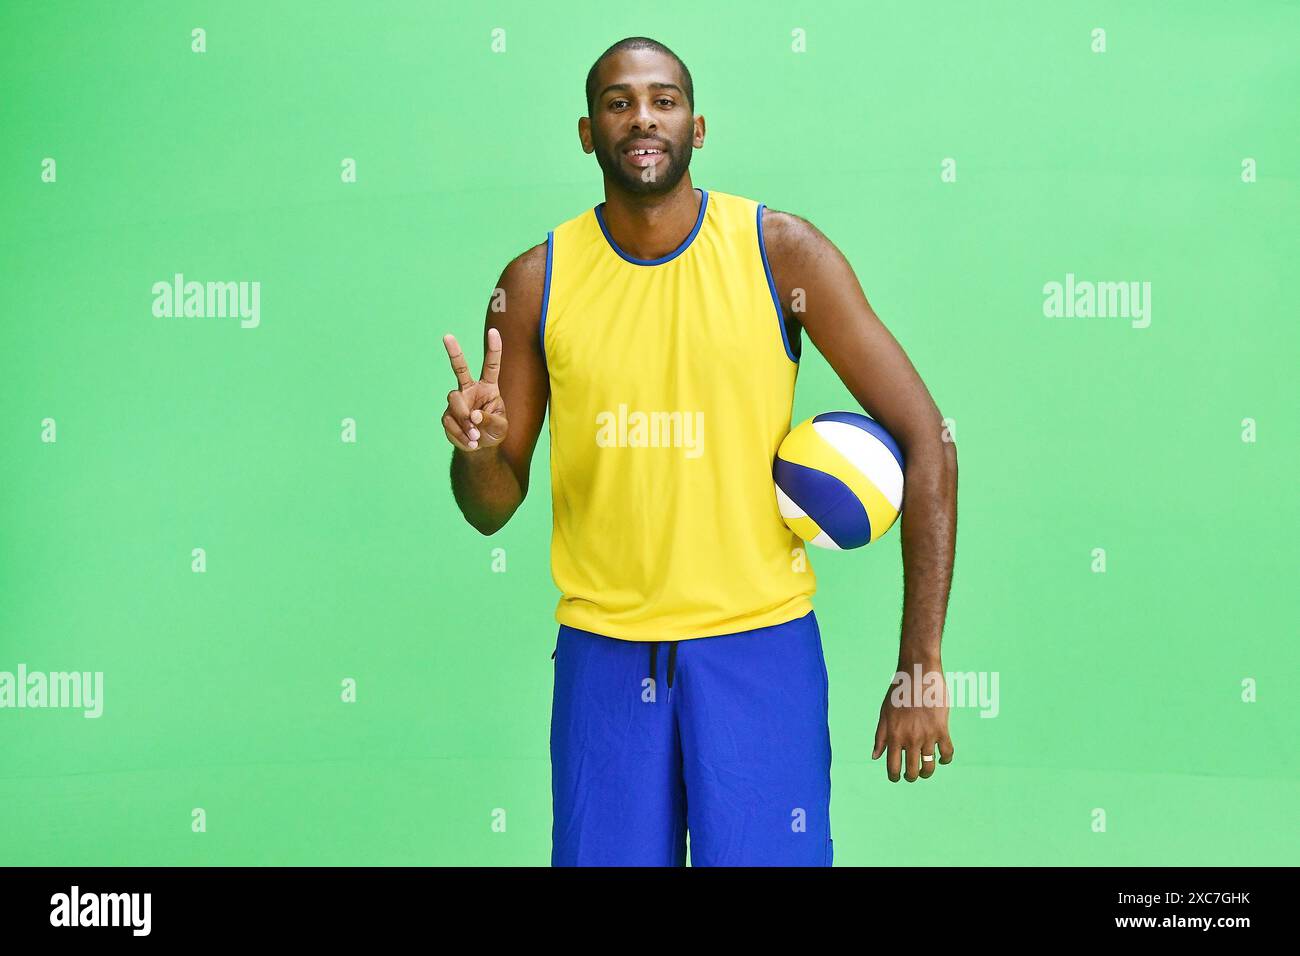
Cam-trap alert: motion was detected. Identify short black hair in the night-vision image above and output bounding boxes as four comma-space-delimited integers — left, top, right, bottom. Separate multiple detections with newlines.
585, 37, 694, 116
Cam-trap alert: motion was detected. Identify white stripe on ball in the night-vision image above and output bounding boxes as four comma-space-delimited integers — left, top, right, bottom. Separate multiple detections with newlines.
811, 420, 904, 510
775, 483, 806, 519
810, 530, 841, 550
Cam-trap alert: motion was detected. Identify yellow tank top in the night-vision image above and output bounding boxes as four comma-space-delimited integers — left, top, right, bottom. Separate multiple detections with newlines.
540, 187, 816, 641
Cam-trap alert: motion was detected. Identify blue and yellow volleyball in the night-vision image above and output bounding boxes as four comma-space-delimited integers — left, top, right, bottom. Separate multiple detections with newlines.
773, 412, 905, 550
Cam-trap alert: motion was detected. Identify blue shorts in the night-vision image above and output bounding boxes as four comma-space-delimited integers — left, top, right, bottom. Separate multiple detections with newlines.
549, 610, 833, 866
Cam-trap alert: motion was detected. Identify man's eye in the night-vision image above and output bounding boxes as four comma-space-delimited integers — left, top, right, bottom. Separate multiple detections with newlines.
609, 98, 674, 109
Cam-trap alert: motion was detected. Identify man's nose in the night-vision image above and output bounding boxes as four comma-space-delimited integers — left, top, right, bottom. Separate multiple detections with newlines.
631, 103, 657, 132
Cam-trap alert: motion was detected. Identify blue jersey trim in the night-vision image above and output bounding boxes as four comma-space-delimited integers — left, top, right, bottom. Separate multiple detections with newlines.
757, 203, 799, 364
538, 231, 554, 361
594, 188, 708, 265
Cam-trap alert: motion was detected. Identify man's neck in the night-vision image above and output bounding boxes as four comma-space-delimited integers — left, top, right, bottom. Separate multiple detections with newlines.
599, 180, 700, 261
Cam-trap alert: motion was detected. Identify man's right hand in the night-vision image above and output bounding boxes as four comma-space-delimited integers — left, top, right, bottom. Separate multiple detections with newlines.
442, 328, 508, 452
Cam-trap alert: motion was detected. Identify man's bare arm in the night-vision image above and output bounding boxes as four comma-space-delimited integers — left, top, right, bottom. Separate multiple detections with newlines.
763, 208, 958, 781
444, 242, 550, 535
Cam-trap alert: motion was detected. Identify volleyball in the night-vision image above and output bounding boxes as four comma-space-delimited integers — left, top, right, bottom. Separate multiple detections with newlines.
773, 411, 906, 550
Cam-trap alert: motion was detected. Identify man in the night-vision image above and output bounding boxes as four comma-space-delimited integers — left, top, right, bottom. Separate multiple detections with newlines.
443, 37, 957, 866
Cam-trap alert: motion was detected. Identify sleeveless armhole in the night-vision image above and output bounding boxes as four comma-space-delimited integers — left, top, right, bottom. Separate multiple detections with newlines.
538, 230, 554, 365
756, 204, 800, 363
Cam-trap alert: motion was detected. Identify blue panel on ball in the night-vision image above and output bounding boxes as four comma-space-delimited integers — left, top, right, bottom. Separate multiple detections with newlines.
773, 457, 872, 549
811, 410, 905, 471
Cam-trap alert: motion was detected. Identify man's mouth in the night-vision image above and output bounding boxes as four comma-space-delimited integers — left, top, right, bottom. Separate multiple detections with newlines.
623, 145, 667, 168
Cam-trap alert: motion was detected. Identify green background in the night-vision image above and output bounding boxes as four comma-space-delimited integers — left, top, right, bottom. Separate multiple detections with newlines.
2, 0, 1296, 866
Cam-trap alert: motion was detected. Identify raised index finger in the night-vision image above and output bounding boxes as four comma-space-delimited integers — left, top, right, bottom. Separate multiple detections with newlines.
481, 327, 503, 386
443, 334, 475, 390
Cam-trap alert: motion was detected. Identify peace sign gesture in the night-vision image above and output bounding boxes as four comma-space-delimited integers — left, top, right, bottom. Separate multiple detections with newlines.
442, 327, 507, 452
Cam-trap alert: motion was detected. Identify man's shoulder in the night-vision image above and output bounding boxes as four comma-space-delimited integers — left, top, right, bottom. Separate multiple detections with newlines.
759, 205, 826, 259
506, 240, 549, 279
501, 239, 548, 291
492, 241, 549, 335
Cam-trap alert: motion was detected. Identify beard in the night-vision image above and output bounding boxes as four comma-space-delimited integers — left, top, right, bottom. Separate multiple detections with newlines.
594, 136, 693, 196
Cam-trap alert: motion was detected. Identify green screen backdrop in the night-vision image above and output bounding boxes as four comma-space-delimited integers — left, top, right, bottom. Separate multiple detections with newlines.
1, 0, 1296, 866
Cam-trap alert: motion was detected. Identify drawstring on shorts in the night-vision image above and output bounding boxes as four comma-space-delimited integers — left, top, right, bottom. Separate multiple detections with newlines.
647, 641, 677, 695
